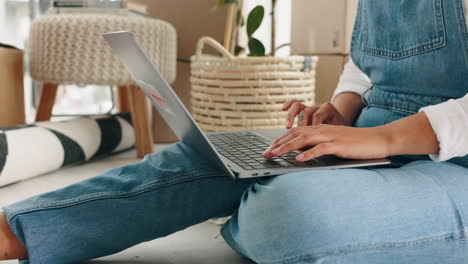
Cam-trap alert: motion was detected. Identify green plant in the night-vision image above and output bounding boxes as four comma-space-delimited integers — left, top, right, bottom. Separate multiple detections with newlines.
245, 5, 265, 56
216, 0, 280, 57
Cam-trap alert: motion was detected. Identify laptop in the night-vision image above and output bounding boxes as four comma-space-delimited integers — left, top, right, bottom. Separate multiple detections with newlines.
103, 31, 390, 179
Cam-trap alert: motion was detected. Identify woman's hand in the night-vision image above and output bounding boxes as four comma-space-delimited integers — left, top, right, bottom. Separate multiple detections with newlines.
263, 112, 440, 162
282, 100, 346, 128
263, 125, 392, 161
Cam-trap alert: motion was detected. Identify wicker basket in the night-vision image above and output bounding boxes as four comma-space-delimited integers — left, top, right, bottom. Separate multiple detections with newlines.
190, 37, 318, 132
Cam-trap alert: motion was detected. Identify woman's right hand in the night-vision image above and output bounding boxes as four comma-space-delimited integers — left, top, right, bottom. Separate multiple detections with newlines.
282, 99, 346, 129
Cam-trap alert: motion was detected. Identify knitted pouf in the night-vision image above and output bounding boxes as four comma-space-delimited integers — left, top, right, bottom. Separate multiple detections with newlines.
29, 14, 177, 85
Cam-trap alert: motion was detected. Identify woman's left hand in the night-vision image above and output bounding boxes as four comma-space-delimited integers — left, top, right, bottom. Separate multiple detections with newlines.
263, 125, 392, 161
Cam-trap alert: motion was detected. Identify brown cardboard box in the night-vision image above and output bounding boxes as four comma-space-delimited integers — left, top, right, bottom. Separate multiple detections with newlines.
291, 0, 347, 55
291, 0, 359, 55
0, 46, 25, 127
131, 0, 229, 142
132, 0, 229, 60
314, 55, 346, 103
345, 0, 359, 53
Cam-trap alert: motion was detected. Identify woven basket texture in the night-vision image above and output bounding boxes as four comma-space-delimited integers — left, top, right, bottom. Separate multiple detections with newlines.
190, 37, 318, 132
29, 14, 176, 85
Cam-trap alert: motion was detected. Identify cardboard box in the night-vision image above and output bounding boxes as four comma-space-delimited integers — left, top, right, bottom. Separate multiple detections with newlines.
291, 0, 346, 55
314, 55, 346, 103
131, 0, 229, 60
291, 0, 358, 55
345, 0, 359, 54
0, 46, 25, 127
131, 0, 229, 142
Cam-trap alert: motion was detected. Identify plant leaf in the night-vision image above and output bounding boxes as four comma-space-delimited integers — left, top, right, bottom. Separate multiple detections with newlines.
248, 38, 265, 56
246, 5, 264, 38
234, 45, 245, 56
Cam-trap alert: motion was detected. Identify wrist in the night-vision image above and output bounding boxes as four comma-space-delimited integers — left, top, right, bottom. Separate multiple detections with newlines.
373, 126, 396, 157
332, 92, 364, 126
377, 112, 440, 157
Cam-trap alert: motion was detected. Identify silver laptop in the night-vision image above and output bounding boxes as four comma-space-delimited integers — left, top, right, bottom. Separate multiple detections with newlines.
103, 31, 390, 179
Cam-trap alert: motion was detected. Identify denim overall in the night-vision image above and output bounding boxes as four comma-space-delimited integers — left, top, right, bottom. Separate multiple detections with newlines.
352, 0, 468, 168
4, 1, 468, 263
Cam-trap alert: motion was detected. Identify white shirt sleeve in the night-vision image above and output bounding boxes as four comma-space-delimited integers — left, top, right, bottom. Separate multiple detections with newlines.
332, 58, 373, 102
420, 94, 468, 162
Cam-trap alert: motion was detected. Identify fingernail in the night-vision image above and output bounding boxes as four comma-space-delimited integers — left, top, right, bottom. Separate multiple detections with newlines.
271, 148, 280, 155
296, 154, 304, 161
286, 120, 291, 128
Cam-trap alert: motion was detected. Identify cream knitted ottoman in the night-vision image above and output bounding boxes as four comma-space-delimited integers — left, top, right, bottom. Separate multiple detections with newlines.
29, 14, 177, 158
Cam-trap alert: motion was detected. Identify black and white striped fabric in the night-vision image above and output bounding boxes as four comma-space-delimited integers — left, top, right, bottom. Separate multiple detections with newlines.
0, 113, 135, 187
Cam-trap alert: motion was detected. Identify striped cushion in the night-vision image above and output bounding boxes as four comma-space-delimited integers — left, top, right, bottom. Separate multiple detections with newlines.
0, 113, 135, 187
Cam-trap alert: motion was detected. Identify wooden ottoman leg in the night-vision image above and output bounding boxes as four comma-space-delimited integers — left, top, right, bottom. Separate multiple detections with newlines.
129, 85, 153, 158
116, 85, 131, 112
36, 83, 58, 122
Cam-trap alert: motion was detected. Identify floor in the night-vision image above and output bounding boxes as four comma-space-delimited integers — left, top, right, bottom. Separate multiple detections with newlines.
0, 145, 254, 264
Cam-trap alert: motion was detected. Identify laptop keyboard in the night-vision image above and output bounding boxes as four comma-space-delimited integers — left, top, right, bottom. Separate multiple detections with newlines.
208, 132, 324, 171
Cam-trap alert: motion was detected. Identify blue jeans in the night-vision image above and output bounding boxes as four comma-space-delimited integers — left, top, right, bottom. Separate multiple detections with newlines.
3, 107, 468, 264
